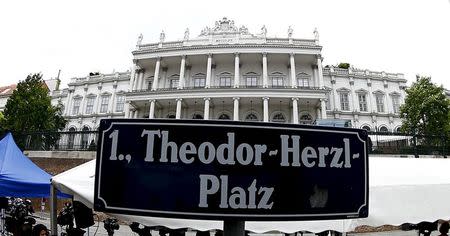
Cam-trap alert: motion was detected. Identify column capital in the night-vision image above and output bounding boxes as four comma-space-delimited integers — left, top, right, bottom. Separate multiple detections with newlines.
291, 97, 299, 101
262, 52, 267, 56
203, 97, 211, 101
181, 55, 186, 59
156, 56, 162, 61
316, 54, 323, 60
262, 97, 270, 101
320, 98, 327, 102
176, 98, 183, 102
234, 52, 240, 56
233, 97, 240, 101
149, 99, 156, 103
207, 53, 213, 58
290, 52, 295, 57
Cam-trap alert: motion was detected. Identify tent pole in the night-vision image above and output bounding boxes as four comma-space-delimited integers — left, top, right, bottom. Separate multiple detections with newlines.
223, 220, 245, 236
50, 183, 58, 236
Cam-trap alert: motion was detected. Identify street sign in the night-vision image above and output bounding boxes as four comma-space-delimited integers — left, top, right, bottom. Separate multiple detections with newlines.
94, 119, 368, 221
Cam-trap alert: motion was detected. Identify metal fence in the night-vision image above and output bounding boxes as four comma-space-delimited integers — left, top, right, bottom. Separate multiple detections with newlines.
9, 130, 449, 157
13, 131, 99, 151
368, 132, 448, 157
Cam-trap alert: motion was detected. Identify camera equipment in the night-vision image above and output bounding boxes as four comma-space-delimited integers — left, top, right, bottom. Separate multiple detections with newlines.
4, 197, 36, 236
129, 222, 152, 236
57, 202, 74, 228
103, 218, 119, 236
73, 201, 94, 229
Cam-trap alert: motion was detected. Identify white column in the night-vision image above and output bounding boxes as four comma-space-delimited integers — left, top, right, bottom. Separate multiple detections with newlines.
152, 58, 161, 91
316, 107, 321, 119
178, 55, 186, 89
263, 97, 269, 122
124, 101, 130, 118
109, 85, 117, 113
292, 98, 299, 124
367, 79, 374, 112
203, 98, 210, 120
313, 66, 319, 87
290, 53, 297, 88
317, 55, 324, 88
129, 68, 137, 91
139, 70, 146, 90
80, 88, 87, 115
350, 80, 357, 112
133, 70, 141, 91
175, 98, 182, 119
65, 91, 73, 115
234, 53, 240, 88
233, 97, 240, 121
320, 98, 327, 119
262, 53, 268, 88
149, 99, 156, 119
205, 54, 212, 88
133, 109, 138, 118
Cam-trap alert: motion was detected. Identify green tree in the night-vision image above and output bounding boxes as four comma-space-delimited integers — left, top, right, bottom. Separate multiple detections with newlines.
1, 73, 67, 149
400, 76, 450, 146
337, 63, 350, 69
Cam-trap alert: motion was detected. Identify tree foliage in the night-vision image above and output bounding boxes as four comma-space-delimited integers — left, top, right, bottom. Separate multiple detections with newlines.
337, 63, 350, 69
400, 76, 450, 145
0, 73, 67, 149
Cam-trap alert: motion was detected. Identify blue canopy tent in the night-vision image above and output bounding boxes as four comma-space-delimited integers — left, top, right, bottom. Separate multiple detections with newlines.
0, 132, 69, 198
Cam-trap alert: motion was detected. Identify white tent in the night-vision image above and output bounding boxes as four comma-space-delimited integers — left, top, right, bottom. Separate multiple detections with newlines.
51, 157, 450, 234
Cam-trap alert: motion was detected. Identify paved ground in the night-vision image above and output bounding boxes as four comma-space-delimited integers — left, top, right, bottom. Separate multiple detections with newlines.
30, 212, 437, 236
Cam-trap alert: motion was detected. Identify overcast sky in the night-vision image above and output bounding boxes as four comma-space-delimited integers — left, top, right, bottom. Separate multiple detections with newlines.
1, 0, 449, 89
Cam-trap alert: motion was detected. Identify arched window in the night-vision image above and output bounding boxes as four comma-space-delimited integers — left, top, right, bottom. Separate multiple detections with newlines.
245, 113, 258, 121
272, 112, 286, 123
395, 127, 402, 133
218, 114, 231, 120
361, 126, 371, 131
379, 126, 389, 133
166, 114, 176, 119
299, 113, 312, 124
68, 127, 76, 149
192, 114, 203, 119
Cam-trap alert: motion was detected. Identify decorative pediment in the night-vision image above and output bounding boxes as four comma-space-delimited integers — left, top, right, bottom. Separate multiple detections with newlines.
296, 72, 310, 78
199, 17, 251, 37
270, 71, 285, 76
372, 90, 385, 95
389, 91, 401, 96
336, 87, 351, 92
355, 88, 368, 94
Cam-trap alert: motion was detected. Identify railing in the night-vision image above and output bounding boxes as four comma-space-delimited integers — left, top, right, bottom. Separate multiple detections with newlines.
11, 130, 449, 157
131, 85, 323, 93
368, 131, 448, 157
12, 131, 99, 151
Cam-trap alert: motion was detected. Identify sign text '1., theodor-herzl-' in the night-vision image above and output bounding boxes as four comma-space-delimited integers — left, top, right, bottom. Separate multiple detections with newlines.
94, 119, 369, 221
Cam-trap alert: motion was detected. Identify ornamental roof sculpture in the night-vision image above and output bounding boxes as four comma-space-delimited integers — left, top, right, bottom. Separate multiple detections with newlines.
199, 17, 253, 37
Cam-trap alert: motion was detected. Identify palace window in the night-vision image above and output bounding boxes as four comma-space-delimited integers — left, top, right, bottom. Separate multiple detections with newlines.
392, 96, 400, 113
245, 113, 258, 121
115, 95, 125, 112
147, 79, 153, 90
194, 78, 206, 88
192, 113, 203, 119
271, 76, 284, 87
272, 112, 286, 123
85, 96, 95, 114
376, 94, 385, 113
72, 98, 81, 115
219, 77, 232, 87
218, 113, 231, 120
299, 113, 312, 124
297, 73, 310, 87
379, 126, 389, 133
340, 92, 349, 111
245, 76, 258, 87
170, 79, 179, 89
99, 95, 110, 113
358, 94, 367, 112
361, 126, 371, 131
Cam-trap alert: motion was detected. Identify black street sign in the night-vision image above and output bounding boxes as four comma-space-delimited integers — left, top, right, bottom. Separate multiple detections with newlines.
94, 119, 369, 221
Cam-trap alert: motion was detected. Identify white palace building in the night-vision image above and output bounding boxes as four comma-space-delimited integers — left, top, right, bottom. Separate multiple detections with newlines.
49, 18, 407, 133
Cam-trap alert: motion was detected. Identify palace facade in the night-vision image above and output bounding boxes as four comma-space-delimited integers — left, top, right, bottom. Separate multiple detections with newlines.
49, 18, 407, 133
